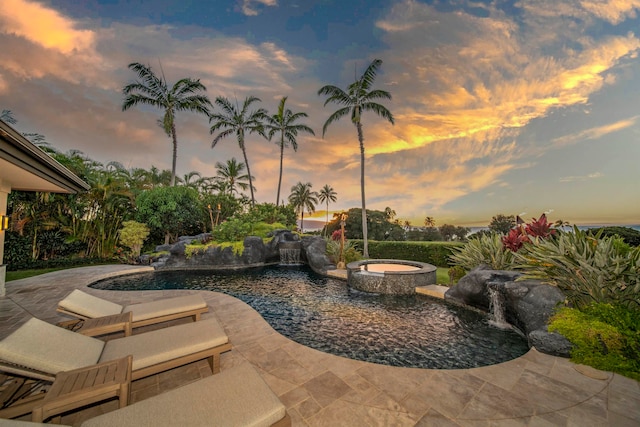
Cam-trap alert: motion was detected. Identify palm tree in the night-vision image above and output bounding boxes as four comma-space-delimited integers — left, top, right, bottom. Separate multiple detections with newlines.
384, 207, 396, 222
122, 62, 212, 186
318, 184, 337, 236
215, 158, 251, 196
264, 97, 315, 206
288, 182, 318, 233
424, 216, 436, 227
318, 59, 394, 257
177, 171, 203, 189
209, 96, 266, 206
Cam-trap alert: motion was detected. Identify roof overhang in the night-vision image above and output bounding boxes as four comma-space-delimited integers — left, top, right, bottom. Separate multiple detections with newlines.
0, 120, 90, 193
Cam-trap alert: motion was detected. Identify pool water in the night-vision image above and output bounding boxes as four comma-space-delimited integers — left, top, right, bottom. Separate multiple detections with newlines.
92, 266, 529, 369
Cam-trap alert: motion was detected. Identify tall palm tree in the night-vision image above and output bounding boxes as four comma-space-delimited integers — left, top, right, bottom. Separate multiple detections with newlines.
264, 97, 315, 206
318, 184, 337, 236
318, 58, 394, 258
384, 207, 396, 222
215, 158, 251, 196
209, 96, 266, 206
122, 62, 212, 186
288, 182, 318, 233
424, 216, 436, 227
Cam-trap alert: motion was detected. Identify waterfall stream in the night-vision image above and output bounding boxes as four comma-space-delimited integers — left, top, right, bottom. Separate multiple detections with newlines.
488, 287, 511, 329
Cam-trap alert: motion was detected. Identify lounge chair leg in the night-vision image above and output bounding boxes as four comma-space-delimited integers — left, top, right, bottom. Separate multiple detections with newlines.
209, 354, 221, 374
193, 312, 201, 322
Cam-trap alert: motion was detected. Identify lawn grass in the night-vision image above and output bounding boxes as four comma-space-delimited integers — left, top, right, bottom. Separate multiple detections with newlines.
6, 267, 72, 282
436, 267, 450, 285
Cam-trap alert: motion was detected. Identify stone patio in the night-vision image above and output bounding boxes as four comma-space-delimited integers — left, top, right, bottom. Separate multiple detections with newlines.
1, 265, 639, 426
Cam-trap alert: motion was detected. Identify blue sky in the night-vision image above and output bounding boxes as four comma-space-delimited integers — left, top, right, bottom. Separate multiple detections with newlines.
1, 0, 639, 226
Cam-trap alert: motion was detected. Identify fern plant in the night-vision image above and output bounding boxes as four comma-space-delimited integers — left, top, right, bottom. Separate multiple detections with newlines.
449, 232, 516, 270
516, 227, 640, 309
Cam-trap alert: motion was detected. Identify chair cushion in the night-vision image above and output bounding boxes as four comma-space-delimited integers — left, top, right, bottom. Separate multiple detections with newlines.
59, 290, 123, 318
99, 318, 228, 371
0, 318, 103, 375
80, 363, 286, 427
123, 294, 207, 322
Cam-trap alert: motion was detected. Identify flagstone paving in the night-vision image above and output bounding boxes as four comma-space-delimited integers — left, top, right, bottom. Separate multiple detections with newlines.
1, 265, 639, 426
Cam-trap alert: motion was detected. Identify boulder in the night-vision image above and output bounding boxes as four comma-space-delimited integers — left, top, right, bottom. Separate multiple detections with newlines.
528, 330, 573, 358
300, 236, 334, 274
445, 266, 571, 358
444, 266, 521, 311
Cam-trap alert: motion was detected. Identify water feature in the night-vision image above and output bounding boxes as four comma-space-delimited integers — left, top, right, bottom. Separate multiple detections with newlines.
488, 285, 511, 330
92, 266, 529, 369
278, 241, 302, 265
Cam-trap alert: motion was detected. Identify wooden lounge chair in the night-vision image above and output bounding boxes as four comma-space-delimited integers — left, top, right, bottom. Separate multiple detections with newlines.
0, 317, 231, 384
80, 363, 290, 427
0, 364, 289, 427
57, 290, 208, 329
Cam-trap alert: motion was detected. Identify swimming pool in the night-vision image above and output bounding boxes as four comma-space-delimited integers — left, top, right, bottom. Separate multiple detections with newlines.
92, 266, 529, 369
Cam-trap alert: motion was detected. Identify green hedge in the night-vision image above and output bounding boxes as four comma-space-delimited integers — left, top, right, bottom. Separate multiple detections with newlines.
350, 240, 462, 267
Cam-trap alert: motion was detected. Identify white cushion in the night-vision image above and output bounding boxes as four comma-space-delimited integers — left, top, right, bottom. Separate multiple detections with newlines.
59, 290, 123, 318
124, 294, 207, 322
0, 318, 104, 375
99, 318, 228, 371
80, 363, 286, 427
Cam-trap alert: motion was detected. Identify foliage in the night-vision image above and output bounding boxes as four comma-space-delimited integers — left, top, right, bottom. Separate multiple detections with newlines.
122, 62, 212, 186
489, 214, 516, 234
264, 96, 315, 206
3, 231, 33, 270
406, 227, 442, 241
502, 213, 557, 252
549, 304, 640, 380
214, 217, 252, 242
449, 232, 517, 270
252, 222, 287, 238
353, 240, 461, 267
136, 186, 205, 244
288, 182, 318, 232
439, 224, 470, 242
325, 239, 362, 264
118, 220, 150, 257
326, 208, 405, 242
516, 227, 640, 309
209, 95, 267, 206
318, 58, 394, 258
248, 203, 296, 228
447, 265, 467, 284
588, 226, 640, 247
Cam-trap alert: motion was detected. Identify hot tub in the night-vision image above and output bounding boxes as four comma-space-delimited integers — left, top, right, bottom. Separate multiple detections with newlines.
346, 259, 437, 295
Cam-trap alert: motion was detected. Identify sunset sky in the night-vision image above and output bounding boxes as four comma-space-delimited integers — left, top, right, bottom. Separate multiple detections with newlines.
1, 0, 639, 227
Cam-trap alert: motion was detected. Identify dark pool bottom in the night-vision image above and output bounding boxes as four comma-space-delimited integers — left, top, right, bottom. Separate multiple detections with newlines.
92, 266, 529, 369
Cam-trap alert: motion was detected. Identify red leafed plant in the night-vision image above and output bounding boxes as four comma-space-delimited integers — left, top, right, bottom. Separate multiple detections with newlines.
502, 213, 557, 252
331, 229, 343, 241
525, 213, 556, 239
502, 227, 530, 252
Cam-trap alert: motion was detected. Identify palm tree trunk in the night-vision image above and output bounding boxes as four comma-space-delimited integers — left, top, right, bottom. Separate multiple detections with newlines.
301, 210, 304, 233
276, 137, 284, 207
325, 201, 329, 237
357, 122, 368, 258
170, 123, 178, 187
240, 139, 255, 207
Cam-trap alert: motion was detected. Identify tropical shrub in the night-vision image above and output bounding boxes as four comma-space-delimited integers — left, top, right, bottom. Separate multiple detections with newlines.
447, 265, 467, 284
326, 239, 362, 264
501, 213, 557, 252
588, 226, 640, 247
214, 217, 252, 242
118, 220, 150, 258
516, 227, 640, 309
549, 303, 640, 380
449, 232, 516, 270
360, 240, 460, 267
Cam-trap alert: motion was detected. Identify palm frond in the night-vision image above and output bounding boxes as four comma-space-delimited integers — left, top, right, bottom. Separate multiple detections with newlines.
322, 107, 350, 137
361, 102, 395, 125
359, 59, 383, 91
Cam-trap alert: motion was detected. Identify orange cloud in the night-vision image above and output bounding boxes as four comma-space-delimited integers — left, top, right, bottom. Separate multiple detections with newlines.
0, 0, 95, 54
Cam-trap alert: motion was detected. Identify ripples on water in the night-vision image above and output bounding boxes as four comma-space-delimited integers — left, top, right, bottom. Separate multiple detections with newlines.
92, 266, 529, 369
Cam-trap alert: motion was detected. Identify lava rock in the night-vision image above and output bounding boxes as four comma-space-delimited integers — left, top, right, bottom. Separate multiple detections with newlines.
444, 266, 521, 311
528, 330, 573, 358
300, 236, 334, 274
